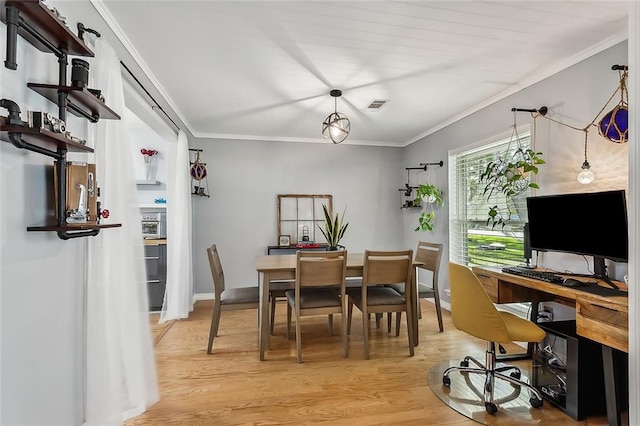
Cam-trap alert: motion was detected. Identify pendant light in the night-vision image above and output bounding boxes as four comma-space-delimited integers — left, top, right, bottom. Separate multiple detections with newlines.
577, 130, 594, 184
322, 89, 350, 144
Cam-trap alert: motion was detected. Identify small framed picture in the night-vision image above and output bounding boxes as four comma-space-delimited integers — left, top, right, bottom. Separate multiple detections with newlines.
279, 235, 290, 247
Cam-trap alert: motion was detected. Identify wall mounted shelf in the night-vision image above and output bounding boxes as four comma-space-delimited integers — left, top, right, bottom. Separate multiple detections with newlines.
136, 180, 160, 185
28, 83, 121, 122
1, 0, 121, 240
1, 118, 93, 156
2, 0, 94, 69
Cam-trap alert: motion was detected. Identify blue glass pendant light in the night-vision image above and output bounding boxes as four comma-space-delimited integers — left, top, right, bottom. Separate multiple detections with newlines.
598, 66, 628, 144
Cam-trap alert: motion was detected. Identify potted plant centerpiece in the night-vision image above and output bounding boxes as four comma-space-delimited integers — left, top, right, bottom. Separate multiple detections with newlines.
318, 203, 349, 250
414, 182, 445, 232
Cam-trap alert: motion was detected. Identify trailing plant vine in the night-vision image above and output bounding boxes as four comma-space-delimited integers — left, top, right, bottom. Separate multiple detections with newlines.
413, 182, 445, 231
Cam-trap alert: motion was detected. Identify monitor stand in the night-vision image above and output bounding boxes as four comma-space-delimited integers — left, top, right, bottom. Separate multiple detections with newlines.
593, 256, 619, 290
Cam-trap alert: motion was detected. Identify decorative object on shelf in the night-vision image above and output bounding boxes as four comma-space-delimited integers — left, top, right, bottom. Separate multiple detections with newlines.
301, 225, 310, 241
189, 148, 210, 197
140, 148, 158, 181
577, 130, 595, 184
318, 203, 348, 250
322, 89, 350, 144
598, 65, 628, 144
71, 58, 89, 87
399, 161, 443, 210
480, 108, 545, 229
279, 235, 291, 247
414, 182, 445, 231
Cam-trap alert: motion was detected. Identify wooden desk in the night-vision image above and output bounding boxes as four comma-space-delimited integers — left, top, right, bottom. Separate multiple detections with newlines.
473, 266, 628, 425
256, 253, 422, 361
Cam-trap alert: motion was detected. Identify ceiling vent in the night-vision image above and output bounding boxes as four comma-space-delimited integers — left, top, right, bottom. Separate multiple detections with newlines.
366, 99, 389, 111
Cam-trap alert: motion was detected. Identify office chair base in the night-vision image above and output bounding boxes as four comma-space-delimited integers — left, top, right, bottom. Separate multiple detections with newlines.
442, 343, 544, 414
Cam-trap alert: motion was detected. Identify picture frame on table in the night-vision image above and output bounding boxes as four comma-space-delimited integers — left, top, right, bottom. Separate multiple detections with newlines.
279, 235, 291, 247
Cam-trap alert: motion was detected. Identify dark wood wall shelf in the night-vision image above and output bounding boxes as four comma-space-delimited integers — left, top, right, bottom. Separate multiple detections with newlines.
1, 120, 94, 154
2, 0, 94, 58
27, 223, 122, 232
28, 83, 121, 121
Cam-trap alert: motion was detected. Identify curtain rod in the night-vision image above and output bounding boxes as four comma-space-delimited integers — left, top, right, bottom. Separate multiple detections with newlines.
120, 60, 181, 131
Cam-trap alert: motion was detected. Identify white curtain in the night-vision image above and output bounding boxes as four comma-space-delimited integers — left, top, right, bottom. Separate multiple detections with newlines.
160, 130, 194, 322
85, 37, 158, 425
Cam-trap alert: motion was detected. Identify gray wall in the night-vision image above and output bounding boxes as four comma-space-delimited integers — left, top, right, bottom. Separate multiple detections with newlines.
189, 138, 404, 294
403, 41, 629, 304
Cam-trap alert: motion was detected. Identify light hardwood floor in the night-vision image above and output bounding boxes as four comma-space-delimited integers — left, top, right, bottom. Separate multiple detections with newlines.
129, 300, 616, 425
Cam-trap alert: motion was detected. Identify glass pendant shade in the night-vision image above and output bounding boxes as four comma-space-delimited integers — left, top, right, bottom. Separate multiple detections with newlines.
322, 112, 350, 144
598, 104, 628, 143
577, 161, 594, 184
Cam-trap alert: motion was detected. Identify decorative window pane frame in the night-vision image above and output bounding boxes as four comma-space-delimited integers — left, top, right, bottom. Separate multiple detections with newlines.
277, 194, 332, 244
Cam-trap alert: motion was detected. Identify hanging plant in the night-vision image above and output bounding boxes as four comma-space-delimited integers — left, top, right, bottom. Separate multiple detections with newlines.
413, 182, 444, 232
479, 115, 545, 229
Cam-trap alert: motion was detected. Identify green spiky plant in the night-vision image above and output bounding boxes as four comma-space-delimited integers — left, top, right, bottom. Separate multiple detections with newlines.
318, 203, 349, 249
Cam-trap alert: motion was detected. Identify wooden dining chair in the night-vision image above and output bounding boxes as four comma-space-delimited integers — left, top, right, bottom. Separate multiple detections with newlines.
285, 250, 348, 363
347, 250, 415, 359
386, 241, 444, 334
206, 244, 260, 354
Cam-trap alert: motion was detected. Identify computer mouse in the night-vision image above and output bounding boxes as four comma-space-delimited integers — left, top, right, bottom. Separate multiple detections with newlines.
562, 278, 585, 287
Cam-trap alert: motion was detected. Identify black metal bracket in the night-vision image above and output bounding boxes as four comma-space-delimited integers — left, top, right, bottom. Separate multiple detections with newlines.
8, 132, 64, 159
77, 22, 100, 42
57, 228, 100, 240
511, 106, 548, 116
419, 160, 444, 168
612, 64, 628, 71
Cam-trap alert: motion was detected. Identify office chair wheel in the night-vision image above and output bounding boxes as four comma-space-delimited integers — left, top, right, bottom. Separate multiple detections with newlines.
510, 370, 521, 380
485, 402, 498, 414
460, 359, 469, 367
442, 376, 451, 387
530, 396, 543, 408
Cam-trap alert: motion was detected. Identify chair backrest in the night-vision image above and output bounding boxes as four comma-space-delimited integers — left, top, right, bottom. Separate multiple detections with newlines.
207, 244, 225, 299
415, 241, 443, 290
448, 262, 510, 342
362, 250, 413, 287
296, 250, 347, 288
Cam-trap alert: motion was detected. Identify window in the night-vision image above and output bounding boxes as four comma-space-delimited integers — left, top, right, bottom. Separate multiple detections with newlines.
449, 128, 532, 267
278, 194, 332, 244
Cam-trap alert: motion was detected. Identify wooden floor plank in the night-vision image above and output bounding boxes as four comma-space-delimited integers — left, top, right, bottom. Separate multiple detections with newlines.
129, 300, 617, 425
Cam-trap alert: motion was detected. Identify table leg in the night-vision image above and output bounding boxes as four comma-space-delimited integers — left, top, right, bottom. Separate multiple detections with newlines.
602, 345, 622, 426
259, 272, 270, 361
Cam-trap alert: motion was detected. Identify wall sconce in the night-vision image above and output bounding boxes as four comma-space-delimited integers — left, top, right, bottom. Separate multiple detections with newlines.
322, 89, 350, 144
598, 65, 628, 144
577, 130, 594, 184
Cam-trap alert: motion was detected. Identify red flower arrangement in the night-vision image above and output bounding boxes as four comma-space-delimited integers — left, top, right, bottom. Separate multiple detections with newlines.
141, 148, 158, 164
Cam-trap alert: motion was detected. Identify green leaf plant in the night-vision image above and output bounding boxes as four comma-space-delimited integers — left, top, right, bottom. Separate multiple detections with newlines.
479, 147, 544, 229
318, 203, 349, 249
413, 183, 445, 232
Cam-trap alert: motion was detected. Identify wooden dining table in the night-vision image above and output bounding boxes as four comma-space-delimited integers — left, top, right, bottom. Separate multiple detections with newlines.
255, 252, 423, 360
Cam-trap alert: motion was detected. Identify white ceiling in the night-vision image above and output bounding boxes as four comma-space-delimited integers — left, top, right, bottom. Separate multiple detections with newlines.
97, 1, 629, 147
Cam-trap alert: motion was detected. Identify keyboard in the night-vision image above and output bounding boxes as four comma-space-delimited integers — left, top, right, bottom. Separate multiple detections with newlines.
501, 266, 564, 283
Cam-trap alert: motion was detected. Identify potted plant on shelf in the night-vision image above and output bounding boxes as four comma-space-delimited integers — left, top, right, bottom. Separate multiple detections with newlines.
479, 147, 544, 229
318, 203, 349, 250
413, 182, 445, 232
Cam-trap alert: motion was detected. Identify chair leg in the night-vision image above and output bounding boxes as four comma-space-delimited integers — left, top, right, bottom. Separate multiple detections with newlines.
387, 313, 392, 333
328, 314, 333, 336
418, 297, 423, 319
375, 313, 382, 329
434, 294, 444, 332
270, 296, 277, 335
362, 308, 370, 360
295, 308, 303, 364
286, 303, 292, 339
347, 301, 353, 335
207, 300, 222, 354
395, 312, 401, 336
341, 306, 348, 359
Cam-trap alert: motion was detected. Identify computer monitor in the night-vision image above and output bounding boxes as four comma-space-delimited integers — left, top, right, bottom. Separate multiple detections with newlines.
526, 190, 628, 286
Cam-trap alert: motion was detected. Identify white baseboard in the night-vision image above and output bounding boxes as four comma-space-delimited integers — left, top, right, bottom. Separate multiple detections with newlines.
194, 292, 214, 301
